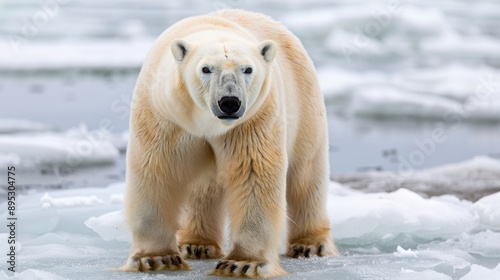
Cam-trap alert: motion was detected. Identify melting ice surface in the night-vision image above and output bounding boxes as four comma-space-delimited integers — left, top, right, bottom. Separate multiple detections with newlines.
1, 169, 500, 279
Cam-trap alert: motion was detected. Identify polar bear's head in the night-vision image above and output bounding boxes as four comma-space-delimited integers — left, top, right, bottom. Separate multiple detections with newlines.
170, 33, 276, 128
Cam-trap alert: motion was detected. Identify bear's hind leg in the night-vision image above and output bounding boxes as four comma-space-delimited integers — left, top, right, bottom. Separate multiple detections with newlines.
178, 174, 225, 260
286, 152, 339, 258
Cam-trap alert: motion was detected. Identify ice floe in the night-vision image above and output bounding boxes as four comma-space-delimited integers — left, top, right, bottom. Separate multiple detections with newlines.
0, 125, 121, 168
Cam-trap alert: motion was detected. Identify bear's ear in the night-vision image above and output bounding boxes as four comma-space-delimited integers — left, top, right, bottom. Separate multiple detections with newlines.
171, 39, 190, 62
258, 40, 277, 63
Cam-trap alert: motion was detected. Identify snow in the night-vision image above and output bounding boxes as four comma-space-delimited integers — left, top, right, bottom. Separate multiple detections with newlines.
460, 264, 500, 280
329, 187, 474, 245
1, 164, 499, 279
282, 4, 500, 61
40, 193, 104, 209
85, 210, 131, 242
0, 125, 121, 168
394, 246, 418, 258
0, 39, 153, 73
0, 154, 21, 169
473, 192, 500, 231
318, 65, 500, 122
398, 270, 452, 280
281, 2, 500, 123
109, 193, 125, 204
0, 119, 51, 134
0, 269, 67, 280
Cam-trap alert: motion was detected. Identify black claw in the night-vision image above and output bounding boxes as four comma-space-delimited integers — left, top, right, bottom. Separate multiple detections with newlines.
318, 245, 324, 256
298, 246, 304, 254
186, 246, 192, 255
305, 248, 311, 258
293, 249, 300, 258
205, 248, 209, 256
195, 248, 202, 258
242, 264, 250, 274
216, 261, 228, 269
176, 256, 183, 264
171, 256, 179, 265
230, 264, 238, 272
145, 258, 153, 268
216, 261, 223, 269
160, 257, 167, 265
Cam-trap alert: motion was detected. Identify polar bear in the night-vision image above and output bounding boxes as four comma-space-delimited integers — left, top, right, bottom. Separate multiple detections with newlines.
121, 9, 338, 278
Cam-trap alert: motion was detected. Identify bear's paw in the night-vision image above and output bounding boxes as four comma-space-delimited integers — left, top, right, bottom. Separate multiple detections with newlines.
286, 238, 339, 258
210, 259, 285, 278
179, 243, 223, 259
120, 253, 190, 272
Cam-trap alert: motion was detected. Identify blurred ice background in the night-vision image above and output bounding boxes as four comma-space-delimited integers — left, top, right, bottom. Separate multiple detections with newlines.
1, 0, 500, 279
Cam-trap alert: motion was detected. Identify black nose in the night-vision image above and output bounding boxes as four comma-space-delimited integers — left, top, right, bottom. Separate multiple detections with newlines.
218, 96, 241, 114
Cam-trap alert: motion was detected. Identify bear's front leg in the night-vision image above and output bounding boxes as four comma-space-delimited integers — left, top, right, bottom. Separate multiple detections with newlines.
120, 128, 212, 272
120, 171, 191, 272
210, 121, 287, 278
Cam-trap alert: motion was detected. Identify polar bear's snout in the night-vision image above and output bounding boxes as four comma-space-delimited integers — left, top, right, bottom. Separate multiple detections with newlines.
211, 71, 246, 120
214, 95, 244, 120
218, 96, 241, 116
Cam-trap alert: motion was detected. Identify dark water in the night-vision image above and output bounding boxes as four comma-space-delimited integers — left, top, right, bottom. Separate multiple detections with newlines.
328, 113, 500, 175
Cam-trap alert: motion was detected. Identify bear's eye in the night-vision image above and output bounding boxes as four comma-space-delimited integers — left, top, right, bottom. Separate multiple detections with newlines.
244, 67, 253, 74
202, 67, 211, 74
